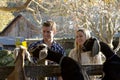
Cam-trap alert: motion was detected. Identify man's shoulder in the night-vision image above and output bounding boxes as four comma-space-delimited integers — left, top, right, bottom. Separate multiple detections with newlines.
28, 40, 43, 49
52, 42, 65, 55
35, 40, 43, 44
31, 40, 43, 45
53, 41, 63, 48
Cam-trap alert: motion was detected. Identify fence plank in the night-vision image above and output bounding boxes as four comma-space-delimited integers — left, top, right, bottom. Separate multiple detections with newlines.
0, 65, 103, 79
25, 65, 61, 77
82, 65, 103, 75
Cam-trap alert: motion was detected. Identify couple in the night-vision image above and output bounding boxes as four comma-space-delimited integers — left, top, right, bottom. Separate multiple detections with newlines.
28, 20, 103, 80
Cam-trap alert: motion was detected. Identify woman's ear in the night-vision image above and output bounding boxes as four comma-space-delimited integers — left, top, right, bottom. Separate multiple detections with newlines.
92, 39, 100, 56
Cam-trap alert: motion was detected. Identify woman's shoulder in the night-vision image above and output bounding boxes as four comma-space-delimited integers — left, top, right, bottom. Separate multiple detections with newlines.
68, 48, 76, 56
70, 48, 76, 52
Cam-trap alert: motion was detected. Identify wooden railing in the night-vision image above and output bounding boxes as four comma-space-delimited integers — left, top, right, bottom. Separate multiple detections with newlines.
0, 65, 103, 80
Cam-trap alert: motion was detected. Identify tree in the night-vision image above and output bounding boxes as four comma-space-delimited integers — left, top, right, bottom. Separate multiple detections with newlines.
45, 0, 120, 51
0, 0, 48, 25
0, 11, 14, 31
53, 0, 120, 51
0, 0, 120, 51
0, 1, 14, 31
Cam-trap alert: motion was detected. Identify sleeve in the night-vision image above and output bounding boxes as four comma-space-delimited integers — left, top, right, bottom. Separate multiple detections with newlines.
68, 49, 74, 58
57, 46, 66, 56
28, 42, 36, 51
61, 47, 66, 56
55, 43, 66, 56
28, 40, 43, 51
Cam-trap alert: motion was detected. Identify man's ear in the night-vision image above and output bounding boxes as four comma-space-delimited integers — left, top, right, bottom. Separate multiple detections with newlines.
92, 39, 100, 56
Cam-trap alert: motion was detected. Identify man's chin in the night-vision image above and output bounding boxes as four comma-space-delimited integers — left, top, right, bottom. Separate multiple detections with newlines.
44, 38, 51, 41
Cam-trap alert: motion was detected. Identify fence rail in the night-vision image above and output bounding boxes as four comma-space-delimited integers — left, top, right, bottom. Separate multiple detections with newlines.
0, 65, 103, 79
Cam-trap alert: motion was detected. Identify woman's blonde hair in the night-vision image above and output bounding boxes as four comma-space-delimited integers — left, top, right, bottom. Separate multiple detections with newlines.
74, 28, 91, 48
74, 28, 91, 62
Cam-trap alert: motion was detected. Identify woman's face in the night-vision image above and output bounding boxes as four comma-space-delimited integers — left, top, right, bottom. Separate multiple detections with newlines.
76, 31, 86, 46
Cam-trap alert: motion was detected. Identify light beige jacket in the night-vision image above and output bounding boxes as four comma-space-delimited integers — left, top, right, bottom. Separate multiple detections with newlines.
68, 48, 103, 65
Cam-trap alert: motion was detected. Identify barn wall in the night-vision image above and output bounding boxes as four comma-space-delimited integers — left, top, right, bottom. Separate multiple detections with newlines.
0, 15, 40, 38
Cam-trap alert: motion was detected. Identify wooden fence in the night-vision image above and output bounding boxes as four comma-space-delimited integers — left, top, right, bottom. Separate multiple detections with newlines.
0, 39, 104, 79
26, 38, 120, 56
0, 65, 103, 80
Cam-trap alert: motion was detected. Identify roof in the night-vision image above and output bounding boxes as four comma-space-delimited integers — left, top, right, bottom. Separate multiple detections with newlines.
0, 14, 40, 35
0, 37, 24, 45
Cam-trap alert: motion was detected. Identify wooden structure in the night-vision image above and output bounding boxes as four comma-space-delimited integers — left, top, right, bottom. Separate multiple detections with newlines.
0, 14, 40, 38
0, 65, 103, 80
26, 38, 120, 57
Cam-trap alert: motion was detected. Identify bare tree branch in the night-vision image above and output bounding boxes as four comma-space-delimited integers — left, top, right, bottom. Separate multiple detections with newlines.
0, 0, 32, 12
32, 0, 49, 12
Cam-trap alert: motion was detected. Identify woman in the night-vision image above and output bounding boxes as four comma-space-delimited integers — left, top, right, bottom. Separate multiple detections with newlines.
68, 28, 103, 80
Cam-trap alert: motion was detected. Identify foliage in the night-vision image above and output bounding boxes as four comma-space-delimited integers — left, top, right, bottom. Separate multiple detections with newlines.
0, 0, 14, 32
0, 0, 120, 49
0, 49, 30, 66
0, 11, 14, 31
80, 1, 120, 48
47, 0, 120, 48
0, 50, 14, 66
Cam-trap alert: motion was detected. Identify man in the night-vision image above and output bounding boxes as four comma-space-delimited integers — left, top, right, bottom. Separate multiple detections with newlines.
28, 20, 65, 80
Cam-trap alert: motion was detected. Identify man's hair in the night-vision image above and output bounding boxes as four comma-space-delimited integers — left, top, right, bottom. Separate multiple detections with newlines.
42, 20, 56, 32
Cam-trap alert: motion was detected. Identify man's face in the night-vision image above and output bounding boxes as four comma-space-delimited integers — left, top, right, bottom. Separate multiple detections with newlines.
42, 26, 55, 41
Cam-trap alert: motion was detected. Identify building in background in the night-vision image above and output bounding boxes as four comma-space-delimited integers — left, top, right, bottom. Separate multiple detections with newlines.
0, 14, 40, 38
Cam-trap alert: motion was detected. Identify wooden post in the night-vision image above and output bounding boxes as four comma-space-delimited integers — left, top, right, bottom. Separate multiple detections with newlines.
0, 65, 103, 80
